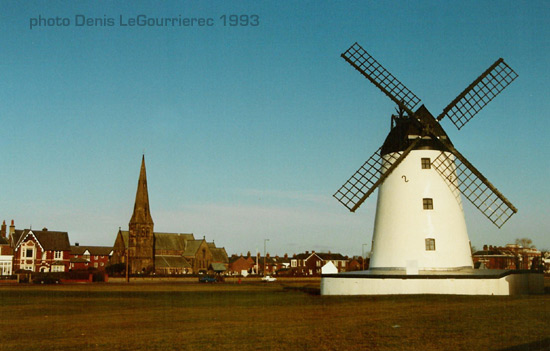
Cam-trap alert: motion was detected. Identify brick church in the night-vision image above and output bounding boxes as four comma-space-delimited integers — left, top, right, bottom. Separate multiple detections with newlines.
111, 156, 228, 275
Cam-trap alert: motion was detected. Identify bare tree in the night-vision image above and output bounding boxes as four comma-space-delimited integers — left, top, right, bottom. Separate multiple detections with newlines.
515, 238, 535, 249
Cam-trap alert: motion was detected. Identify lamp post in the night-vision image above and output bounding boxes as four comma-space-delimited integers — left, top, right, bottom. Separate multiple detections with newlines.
362, 243, 369, 271
264, 238, 270, 276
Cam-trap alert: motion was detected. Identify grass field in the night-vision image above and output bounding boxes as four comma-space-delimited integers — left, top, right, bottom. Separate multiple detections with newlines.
0, 280, 549, 351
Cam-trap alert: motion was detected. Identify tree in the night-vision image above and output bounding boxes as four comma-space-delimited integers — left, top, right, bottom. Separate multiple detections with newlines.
515, 238, 535, 249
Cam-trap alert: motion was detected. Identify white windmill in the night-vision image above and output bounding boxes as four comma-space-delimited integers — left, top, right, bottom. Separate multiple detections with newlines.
322, 43, 542, 295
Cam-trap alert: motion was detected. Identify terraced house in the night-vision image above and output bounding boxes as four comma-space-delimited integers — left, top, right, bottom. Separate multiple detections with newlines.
70, 245, 113, 271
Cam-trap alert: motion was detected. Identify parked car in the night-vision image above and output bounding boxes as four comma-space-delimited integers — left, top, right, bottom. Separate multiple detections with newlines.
262, 275, 277, 282
199, 275, 217, 283
33, 275, 61, 284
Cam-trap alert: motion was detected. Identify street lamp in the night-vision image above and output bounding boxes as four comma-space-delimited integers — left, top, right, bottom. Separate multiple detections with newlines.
264, 239, 270, 276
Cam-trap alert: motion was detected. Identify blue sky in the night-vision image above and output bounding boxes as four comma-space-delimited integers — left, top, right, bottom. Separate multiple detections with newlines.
1, 1, 548, 256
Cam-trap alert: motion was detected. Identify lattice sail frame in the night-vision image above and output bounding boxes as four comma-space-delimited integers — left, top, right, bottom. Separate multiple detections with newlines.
431, 151, 517, 228
334, 148, 402, 212
336, 42, 518, 228
342, 43, 421, 114
437, 58, 518, 130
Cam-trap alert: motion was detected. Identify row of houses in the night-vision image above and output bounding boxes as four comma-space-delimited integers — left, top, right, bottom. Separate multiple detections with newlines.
227, 251, 361, 276
472, 244, 546, 271
2, 218, 547, 277
0, 220, 114, 275
0, 219, 230, 276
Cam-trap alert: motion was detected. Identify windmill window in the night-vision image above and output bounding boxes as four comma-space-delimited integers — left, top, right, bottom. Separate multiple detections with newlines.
421, 158, 431, 169
425, 238, 436, 251
423, 198, 434, 210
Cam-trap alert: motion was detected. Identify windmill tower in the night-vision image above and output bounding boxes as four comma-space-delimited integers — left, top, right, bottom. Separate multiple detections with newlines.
321, 43, 541, 295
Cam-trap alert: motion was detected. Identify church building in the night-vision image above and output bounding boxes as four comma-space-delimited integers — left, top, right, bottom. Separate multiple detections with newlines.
111, 156, 228, 275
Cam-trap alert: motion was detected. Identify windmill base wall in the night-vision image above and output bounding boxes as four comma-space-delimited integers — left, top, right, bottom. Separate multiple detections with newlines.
321, 270, 544, 296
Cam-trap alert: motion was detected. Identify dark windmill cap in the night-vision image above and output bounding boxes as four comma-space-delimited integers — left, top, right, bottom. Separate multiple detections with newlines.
381, 105, 453, 156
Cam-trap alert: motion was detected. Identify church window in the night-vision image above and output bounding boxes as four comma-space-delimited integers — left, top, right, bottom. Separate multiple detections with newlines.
425, 238, 436, 251
421, 158, 431, 169
423, 198, 434, 210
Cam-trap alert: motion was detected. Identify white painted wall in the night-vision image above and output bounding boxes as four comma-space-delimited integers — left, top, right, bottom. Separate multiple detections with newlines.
370, 150, 473, 271
321, 273, 544, 296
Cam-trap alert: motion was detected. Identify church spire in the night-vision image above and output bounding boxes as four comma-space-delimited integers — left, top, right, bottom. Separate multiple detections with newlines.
130, 155, 154, 225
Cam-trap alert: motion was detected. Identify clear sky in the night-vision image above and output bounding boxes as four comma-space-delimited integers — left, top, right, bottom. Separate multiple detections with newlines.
1, 1, 548, 256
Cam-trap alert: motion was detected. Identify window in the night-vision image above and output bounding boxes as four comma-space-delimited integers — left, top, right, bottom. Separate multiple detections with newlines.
425, 238, 436, 251
316, 260, 321, 267
26, 249, 34, 258
421, 158, 431, 169
54, 251, 63, 260
52, 265, 65, 272
423, 198, 434, 210
21, 264, 34, 271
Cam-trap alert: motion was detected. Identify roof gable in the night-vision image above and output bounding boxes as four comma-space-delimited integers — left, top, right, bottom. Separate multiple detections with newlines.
34, 230, 71, 251
183, 240, 205, 256
15, 229, 71, 251
211, 247, 229, 263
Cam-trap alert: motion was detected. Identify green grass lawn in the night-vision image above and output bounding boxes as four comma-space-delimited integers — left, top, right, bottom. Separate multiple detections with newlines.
0, 281, 548, 351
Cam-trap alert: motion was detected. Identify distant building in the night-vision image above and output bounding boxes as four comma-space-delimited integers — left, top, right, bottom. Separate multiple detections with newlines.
70, 244, 113, 271
228, 253, 256, 275
10, 227, 71, 273
110, 156, 228, 275
472, 244, 542, 270
290, 251, 349, 276
0, 220, 13, 275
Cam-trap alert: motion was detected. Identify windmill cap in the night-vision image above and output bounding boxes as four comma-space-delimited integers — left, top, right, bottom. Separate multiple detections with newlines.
381, 106, 452, 156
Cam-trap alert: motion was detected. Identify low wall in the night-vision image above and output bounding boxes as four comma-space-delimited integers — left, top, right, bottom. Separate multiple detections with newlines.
107, 276, 321, 284
321, 271, 544, 296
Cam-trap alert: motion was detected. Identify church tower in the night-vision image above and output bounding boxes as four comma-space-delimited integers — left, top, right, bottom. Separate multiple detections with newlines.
128, 155, 155, 274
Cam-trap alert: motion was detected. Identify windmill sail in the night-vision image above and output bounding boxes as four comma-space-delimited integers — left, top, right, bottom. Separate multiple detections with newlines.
342, 43, 421, 116
334, 138, 422, 212
436, 58, 518, 129
432, 148, 517, 228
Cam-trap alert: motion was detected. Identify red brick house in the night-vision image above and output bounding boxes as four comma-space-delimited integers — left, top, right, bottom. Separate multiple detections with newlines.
70, 245, 113, 271
264, 254, 291, 275
472, 244, 542, 270
290, 251, 349, 276
228, 253, 257, 275
11, 228, 71, 273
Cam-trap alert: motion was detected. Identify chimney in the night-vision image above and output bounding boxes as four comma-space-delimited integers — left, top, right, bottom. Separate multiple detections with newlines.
9, 220, 15, 237
284, 253, 288, 259
75, 242, 79, 246
42, 227, 48, 231
1, 220, 6, 238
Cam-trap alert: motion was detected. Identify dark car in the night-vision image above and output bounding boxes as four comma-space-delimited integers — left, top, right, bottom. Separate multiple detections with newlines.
198, 276, 217, 283
33, 275, 61, 284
